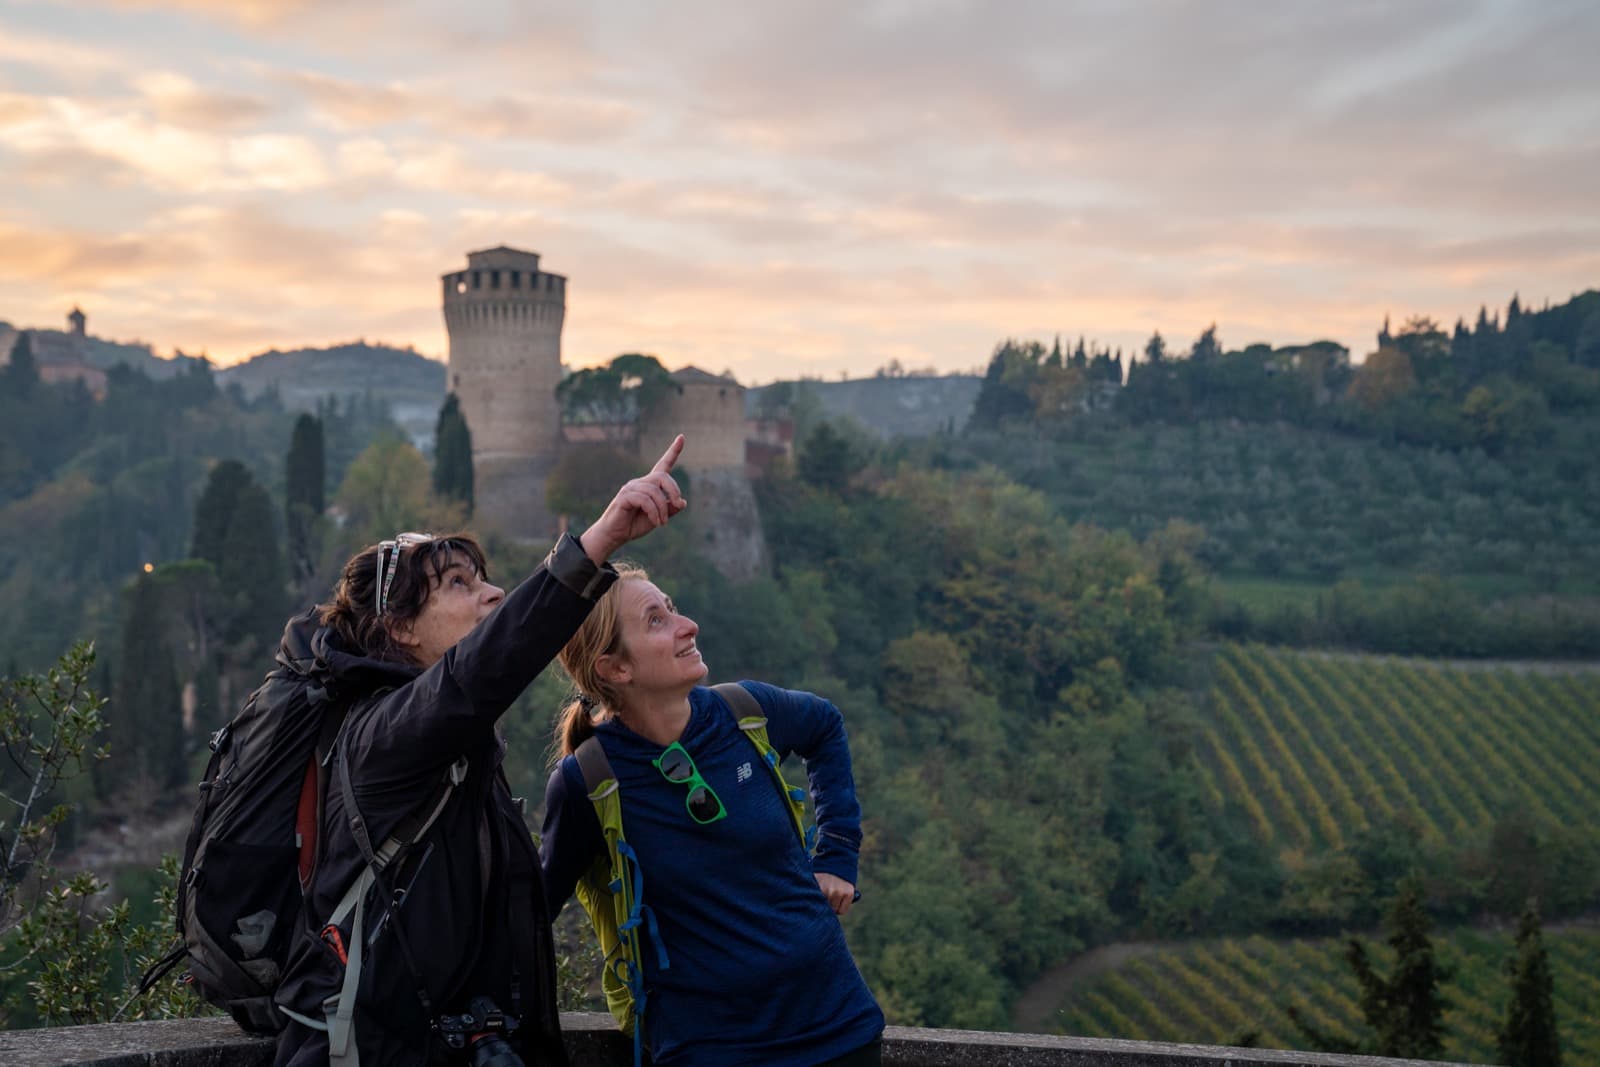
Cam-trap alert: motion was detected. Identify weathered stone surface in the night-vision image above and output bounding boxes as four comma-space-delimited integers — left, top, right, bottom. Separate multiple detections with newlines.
0, 1015, 1473, 1067
0, 1017, 271, 1067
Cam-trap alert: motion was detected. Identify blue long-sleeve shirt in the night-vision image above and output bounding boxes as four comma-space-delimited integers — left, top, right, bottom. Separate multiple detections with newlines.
539, 681, 883, 1067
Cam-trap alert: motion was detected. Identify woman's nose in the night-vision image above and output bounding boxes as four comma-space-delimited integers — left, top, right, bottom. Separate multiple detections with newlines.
483, 583, 505, 605
679, 614, 698, 636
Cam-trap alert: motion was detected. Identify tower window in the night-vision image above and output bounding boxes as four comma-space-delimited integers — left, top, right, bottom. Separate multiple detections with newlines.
511, 271, 520, 288
491, 270, 501, 289
472, 271, 481, 289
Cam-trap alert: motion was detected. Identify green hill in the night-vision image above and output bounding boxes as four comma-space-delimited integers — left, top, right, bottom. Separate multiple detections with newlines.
1194, 645, 1600, 852
1045, 927, 1600, 1065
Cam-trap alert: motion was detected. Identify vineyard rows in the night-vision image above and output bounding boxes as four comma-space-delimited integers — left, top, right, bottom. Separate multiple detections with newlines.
1050, 927, 1600, 1064
1194, 646, 1600, 849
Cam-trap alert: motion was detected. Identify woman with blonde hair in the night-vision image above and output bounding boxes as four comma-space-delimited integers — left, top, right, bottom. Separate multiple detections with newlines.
539, 566, 883, 1067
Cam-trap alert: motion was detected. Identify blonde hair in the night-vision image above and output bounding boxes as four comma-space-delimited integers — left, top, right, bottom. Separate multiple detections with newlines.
553, 562, 648, 762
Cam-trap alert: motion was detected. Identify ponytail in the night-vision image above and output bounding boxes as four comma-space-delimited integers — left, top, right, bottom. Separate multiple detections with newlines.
552, 563, 648, 764
555, 696, 600, 762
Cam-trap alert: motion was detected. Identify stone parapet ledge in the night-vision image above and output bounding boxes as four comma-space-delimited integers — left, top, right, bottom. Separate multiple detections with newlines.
0, 1013, 1473, 1067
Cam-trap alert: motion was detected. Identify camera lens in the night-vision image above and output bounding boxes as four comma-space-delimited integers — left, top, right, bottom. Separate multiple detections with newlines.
468, 1033, 525, 1067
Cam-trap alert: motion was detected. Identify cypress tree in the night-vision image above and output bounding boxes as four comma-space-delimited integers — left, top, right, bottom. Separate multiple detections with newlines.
1288, 876, 1449, 1058
2, 331, 38, 396
433, 392, 474, 515
190, 459, 250, 565
286, 413, 325, 516
285, 413, 325, 581
218, 478, 285, 649
1499, 900, 1561, 1067
1355, 877, 1449, 1060
105, 573, 185, 796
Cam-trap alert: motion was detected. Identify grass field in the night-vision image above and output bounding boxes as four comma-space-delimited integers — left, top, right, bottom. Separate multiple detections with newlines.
1049, 926, 1600, 1064
1191, 644, 1600, 850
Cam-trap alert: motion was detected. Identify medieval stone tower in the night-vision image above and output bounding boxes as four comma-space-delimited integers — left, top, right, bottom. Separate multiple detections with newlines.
441, 246, 565, 537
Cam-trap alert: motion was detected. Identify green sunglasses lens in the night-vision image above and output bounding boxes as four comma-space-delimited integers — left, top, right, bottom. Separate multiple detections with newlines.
657, 747, 694, 782
687, 786, 724, 823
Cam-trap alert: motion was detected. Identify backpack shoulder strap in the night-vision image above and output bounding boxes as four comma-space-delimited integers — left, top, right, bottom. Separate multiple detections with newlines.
713, 683, 812, 850
712, 681, 763, 725
574, 736, 619, 801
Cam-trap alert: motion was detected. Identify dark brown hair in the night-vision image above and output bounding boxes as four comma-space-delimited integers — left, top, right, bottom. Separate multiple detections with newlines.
552, 562, 648, 762
318, 533, 490, 663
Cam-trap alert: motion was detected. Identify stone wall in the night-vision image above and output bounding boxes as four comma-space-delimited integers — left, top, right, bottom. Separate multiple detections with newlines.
638, 373, 748, 472
0, 1015, 1472, 1067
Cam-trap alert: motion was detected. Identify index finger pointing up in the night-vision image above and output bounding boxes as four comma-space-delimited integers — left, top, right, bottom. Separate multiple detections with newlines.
651, 434, 685, 474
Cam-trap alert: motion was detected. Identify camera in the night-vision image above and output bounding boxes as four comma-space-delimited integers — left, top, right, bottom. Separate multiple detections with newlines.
434, 995, 525, 1067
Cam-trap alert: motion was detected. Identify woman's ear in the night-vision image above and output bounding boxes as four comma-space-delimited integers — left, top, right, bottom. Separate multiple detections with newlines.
596, 651, 631, 687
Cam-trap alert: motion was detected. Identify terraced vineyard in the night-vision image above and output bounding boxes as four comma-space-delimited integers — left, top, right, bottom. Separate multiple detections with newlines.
1193, 645, 1600, 850
1049, 927, 1600, 1064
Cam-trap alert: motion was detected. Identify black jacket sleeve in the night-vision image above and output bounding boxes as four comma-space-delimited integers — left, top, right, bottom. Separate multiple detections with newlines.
538, 759, 605, 914
348, 534, 615, 797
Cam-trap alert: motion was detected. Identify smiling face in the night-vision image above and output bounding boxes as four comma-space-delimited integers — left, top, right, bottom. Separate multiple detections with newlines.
600, 578, 707, 697
392, 548, 506, 667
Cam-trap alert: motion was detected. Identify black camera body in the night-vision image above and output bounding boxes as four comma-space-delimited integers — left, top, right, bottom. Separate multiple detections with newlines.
434, 996, 525, 1067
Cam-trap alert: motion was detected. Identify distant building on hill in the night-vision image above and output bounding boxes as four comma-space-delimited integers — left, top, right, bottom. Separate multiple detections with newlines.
0, 308, 109, 398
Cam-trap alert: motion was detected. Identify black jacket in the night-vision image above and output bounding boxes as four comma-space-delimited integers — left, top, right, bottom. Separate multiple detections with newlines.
274, 534, 615, 1067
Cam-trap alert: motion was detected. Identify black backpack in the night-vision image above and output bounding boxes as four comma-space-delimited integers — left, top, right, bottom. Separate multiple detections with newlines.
144, 609, 458, 1036
133, 608, 347, 1032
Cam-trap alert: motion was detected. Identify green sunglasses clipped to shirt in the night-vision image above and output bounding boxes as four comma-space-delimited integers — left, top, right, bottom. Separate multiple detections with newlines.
652, 742, 726, 825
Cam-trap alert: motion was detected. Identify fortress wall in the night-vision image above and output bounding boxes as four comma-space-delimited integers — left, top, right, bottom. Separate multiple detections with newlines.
684, 467, 767, 583
640, 380, 747, 471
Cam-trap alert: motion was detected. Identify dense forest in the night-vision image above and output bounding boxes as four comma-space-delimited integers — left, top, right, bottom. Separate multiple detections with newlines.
1, 290, 1597, 1062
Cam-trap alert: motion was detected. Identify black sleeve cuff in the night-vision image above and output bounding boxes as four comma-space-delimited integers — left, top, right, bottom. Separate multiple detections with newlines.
543, 533, 618, 601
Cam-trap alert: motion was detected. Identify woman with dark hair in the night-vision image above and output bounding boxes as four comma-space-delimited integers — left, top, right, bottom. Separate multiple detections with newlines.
539, 564, 883, 1067
273, 437, 687, 1067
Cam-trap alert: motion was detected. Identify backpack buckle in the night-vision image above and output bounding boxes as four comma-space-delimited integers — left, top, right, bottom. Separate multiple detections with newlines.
208, 725, 231, 754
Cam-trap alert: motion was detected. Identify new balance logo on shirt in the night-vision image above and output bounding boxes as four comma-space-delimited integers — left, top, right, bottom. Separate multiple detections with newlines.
736, 761, 753, 783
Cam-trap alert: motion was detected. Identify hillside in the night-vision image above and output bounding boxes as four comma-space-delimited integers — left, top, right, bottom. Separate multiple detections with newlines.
1040, 926, 1600, 1064
747, 374, 981, 438
217, 341, 446, 445
1192, 645, 1600, 852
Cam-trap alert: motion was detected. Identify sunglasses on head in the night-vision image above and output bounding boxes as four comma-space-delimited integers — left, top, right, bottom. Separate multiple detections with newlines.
652, 742, 726, 825
374, 532, 435, 616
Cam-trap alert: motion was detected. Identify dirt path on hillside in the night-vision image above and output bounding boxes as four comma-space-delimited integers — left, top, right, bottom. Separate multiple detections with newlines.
1011, 940, 1180, 1032
1291, 647, 1600, 677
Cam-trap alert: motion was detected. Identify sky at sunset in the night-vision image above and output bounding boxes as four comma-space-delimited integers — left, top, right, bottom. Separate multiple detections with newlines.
2, 0, 1598, 383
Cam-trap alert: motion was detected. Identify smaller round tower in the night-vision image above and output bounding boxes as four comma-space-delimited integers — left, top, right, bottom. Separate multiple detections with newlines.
639, 367, 767, 581
441, 247, 566, 537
